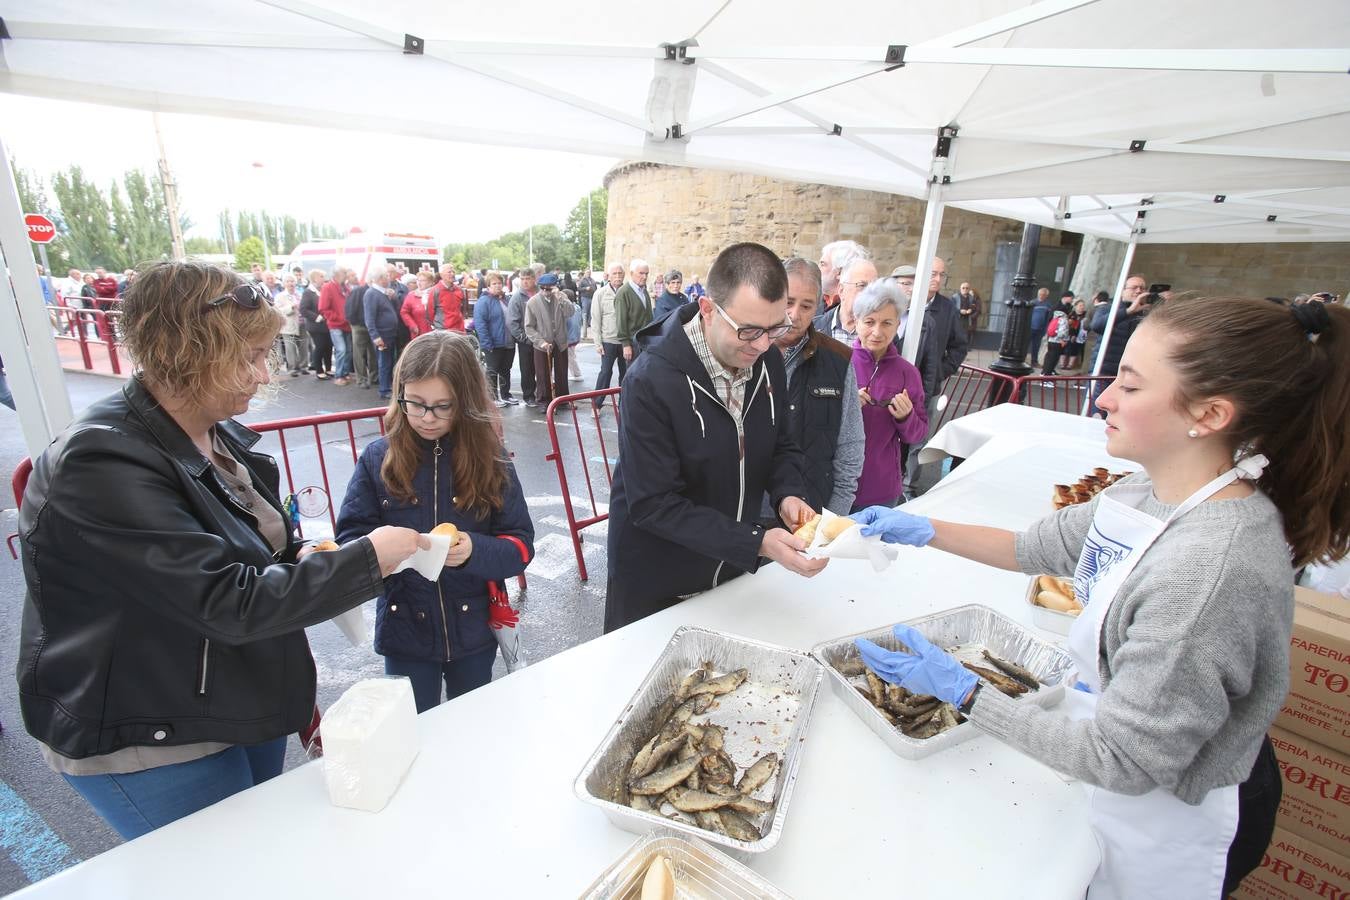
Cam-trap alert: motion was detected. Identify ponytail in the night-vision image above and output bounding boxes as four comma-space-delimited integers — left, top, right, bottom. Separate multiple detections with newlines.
1148, 296, 1350, 567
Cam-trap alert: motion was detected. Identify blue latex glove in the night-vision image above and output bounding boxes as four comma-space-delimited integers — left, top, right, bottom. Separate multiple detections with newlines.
850, 506, 936, 546
855, 624, 978, 707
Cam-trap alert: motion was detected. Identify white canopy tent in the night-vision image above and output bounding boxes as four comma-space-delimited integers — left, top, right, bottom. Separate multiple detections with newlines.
2, 0, 1348, 454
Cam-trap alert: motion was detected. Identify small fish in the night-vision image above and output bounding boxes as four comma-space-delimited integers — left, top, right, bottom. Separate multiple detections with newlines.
687, 668, 749, 698
695, 810, 728, 835
938, 704, 961, 730
629, 732, 664, 780
702, 749, 736, 785
892, 698, 941, 720
981, 649, 1042, 690
629, 792, 656, 813
736, 752, 780, 795
673, 666, 708, 704
698, 724, 725, 753
716, 808, 762, 842
704, 782, 741, 798
667, 787, 735, 813
630, 753, 707, 795
834, 657, 867, 677
724, 794, 774, 816
865, 671, 887, 707
961, 662, 1028, 697
631, 733, 688, 779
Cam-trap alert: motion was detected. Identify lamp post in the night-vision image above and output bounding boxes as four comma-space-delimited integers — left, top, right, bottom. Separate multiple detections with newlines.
988, 223, 1040, 398
587, 192, 594, 271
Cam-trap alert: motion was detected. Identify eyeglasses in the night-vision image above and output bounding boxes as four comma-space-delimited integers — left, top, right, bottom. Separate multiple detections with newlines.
710, 301, 793, 342
841, 280, 873, 293
397, 398, 455, 419
930, 271, 949, 284
207, 281, 274, 309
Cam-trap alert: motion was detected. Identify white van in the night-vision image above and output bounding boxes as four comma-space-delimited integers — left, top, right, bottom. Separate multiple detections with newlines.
285, 230, 440, 282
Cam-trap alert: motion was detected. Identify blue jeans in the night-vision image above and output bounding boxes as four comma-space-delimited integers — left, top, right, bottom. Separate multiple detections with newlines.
329, 328, 351, 377
384, 648, 496, 713
61, 737, 286, 840
377, 344, 395, 397
593, 341, 627, 406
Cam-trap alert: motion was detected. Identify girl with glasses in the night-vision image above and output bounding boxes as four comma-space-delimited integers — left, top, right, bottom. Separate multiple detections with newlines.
336, 331, 534, 712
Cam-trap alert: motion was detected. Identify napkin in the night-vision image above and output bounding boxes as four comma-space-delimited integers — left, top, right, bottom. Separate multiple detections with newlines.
392, 532, 454, 581
802, 508, 897, 572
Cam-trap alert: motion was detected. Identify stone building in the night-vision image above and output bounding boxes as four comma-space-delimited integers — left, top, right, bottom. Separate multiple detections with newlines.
603, 162, 1349, 323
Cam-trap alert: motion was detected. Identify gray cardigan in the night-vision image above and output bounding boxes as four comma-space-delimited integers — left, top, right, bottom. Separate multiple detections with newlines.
971, 474, 1293, 805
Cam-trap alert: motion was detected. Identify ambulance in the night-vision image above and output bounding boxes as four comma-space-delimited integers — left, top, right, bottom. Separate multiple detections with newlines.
284, 229, 440, 283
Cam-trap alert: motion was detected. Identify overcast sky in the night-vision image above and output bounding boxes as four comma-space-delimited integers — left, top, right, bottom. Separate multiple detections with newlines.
3, 93, 617, 246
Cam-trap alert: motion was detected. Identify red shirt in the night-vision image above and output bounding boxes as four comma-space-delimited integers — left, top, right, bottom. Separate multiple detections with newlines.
401, 289, 433, 338
318, 281, 349, 331
431, 282, 466, 332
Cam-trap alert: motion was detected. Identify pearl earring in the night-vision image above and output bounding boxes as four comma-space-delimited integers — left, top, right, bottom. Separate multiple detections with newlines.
1187, 428, 1199, 438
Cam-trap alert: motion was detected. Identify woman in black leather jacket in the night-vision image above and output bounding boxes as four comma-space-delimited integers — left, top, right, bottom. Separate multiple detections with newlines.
15, 260, 426, 839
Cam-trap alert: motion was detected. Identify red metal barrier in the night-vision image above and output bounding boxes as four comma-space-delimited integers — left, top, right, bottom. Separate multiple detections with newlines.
1010, 373, 1112, 416
51, 305, 127, 376
543, 387, 622, 581
928, 365, 1020, 435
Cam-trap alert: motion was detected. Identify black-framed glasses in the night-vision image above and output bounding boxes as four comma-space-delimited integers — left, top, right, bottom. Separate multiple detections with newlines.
711, 301, 793, 342
397, 397, 455, 419
207, 281, 274, 309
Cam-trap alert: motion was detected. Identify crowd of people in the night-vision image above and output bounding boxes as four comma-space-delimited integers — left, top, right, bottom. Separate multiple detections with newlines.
9, 235, 1350, 898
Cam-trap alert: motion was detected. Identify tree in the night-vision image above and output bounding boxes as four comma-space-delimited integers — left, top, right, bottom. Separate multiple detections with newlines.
50, 165, 122, 270
234, 236, 266, 271
113, 169, 174, 266
562, 187, 607, 272
185, 236, 225, 255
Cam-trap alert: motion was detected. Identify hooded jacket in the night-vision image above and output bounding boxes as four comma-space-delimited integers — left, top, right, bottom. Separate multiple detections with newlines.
17, 378, 384, 759
604, 304, 809, 631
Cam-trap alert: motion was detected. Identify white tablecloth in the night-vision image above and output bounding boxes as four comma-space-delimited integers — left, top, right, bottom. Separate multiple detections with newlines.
918, 404, 1112, 464
16, 438, 1108, 900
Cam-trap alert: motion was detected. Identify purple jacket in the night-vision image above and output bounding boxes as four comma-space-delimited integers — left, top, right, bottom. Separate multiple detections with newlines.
851, 341, 928, 508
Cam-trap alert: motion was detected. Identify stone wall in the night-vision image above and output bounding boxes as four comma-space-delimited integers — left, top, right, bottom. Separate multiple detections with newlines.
604, 162, 1349, 310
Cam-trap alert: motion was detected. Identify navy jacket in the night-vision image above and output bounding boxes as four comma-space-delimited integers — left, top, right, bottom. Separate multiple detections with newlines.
336, 437, 534, 662
363, 286, 400, 345
604, 304, 809, 632
653, 289, 689, 323
474, 291, 512, 351
1090, 300, 1146, 376
913, 292, 968, 401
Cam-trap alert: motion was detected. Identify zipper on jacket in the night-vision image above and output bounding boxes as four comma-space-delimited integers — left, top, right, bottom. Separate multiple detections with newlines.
693, 366, 768, 590
197, 638, 211, 696
433, 440, 452, 660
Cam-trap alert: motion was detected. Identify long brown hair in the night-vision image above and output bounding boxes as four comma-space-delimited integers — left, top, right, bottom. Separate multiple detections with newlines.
1148, 296, 1350, 566
380, 332, 506, 516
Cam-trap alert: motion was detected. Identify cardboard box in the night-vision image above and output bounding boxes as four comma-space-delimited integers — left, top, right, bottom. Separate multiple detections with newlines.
1271, 727, 1350, 855
1275, 588, 1350, 757
1234, 827, 1350, 899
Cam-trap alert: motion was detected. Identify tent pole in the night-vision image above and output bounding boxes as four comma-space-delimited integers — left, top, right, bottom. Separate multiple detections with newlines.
0, 136, 74, 458
904, 181, 946, 364
1079, 235, 1137, 414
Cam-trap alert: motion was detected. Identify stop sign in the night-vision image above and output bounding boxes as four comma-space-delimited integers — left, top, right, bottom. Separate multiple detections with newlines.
25, 213, 57, 244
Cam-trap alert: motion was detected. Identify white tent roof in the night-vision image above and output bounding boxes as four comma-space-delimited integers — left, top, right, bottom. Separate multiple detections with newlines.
3, 0, 1349, 244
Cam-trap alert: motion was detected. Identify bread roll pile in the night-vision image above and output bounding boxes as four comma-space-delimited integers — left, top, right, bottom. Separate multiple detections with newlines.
1051, 468, 1132, 510
1034, 575, 1083, 616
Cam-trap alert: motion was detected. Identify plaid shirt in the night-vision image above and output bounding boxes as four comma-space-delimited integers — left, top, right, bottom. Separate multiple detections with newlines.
684, 313, 753, 433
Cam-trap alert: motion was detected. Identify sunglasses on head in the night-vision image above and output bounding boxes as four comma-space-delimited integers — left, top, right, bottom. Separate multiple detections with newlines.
207, 281, 274, 310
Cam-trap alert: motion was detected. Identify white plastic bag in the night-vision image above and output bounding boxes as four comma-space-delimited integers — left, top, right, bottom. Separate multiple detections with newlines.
321, 677, 420, 812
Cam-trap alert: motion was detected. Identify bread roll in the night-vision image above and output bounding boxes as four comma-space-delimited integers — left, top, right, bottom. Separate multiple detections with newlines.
820, 516, 855, 543
640, 855, 675, 900
793, 515, 820, 544
430, 523, 458, 541
311, 540, 339, 552
1036, 590, 1078, 613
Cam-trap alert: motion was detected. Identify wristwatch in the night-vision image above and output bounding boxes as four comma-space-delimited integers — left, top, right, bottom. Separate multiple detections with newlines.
958, 682, 983, 715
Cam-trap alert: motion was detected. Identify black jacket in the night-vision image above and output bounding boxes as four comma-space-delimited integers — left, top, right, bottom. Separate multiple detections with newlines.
914, 292, 968, 401
16, 379, 384, 759
784, 328, 853, 513
604, 304, 809, 632
1090, 300, 1145, 376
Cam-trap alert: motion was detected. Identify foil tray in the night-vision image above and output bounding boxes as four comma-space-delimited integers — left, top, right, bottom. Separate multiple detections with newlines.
574, 626, 824, 857
578, 828, 792, 899
810, 603, 1074, 760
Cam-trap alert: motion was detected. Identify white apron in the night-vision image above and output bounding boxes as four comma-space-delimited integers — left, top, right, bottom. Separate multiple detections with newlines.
1063, 455, 1267, 900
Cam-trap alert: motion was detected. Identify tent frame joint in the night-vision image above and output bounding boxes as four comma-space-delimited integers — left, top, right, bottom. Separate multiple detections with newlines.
402, 34, 423, 55
830, 123, 842, 136
1129, 139, 1146, 152
662, 43, 693, 64
0, 17, 9, 40
885, 44, 907, 70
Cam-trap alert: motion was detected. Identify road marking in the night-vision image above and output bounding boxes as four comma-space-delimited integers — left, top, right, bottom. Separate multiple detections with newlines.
0, 781, 80, 883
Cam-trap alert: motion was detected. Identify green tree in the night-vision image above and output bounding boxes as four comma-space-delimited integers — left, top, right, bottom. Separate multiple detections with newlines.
218, 209, 235, 252
185, 236, 225, 255
234, 235, 266, 271
113, 169, 174, 266
50, 165, 122, 270
237, 211, 257, 243
562, 187, 607, 272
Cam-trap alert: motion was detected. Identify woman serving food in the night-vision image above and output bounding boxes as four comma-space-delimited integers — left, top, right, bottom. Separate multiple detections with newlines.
852, 296, 1349, 898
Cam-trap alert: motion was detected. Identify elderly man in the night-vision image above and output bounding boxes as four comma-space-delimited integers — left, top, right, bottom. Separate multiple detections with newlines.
900, 256, 968, 499
507, 268, 539, 405
524, 273, 577, 408
1087, 273, 1150, 416
813, 256, 876, 344
320, 266, 353, 385
590, 261, 627, 408
346, 271, 377, 389
613, 258, 652, 363
431, 263, 466, 332
604, 242, 826, 632
363, 270, 400, 400
818, 240, 869, 311
765, 258, 864, 518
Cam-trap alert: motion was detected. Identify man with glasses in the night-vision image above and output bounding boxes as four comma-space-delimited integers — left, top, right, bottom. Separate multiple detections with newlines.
818, 240, 869, 311
899, 256, 968, 499
604, 243, 828, 632
813, 257, 877, 345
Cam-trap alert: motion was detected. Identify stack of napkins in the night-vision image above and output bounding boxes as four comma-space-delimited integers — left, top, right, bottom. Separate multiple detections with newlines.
322, 677, 419, 812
